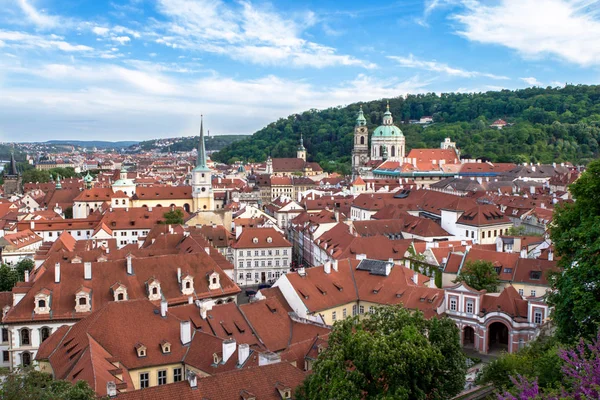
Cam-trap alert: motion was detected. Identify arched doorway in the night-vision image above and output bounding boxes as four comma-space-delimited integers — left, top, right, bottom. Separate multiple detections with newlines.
488, 322, 509, 353
463, 326, 475, 348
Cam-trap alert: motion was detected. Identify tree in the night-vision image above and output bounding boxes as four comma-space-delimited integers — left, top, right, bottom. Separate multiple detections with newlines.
162, 209, 184, 225
296, 306, 466, 400
0, 264, 19, 291
547, 159, 600, 343
0, 367, 96, 400
454, 260, 500, 292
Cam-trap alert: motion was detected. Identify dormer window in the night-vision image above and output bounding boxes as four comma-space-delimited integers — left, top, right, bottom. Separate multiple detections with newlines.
75, 287, 92, 312
135, 343, 147, 358
147, 278, 161, 301
161, 340, 171, 354
181, 275, 194, 296
213, 353, 221, 364
252, 237, 258, 244
208, 271, 220, 290
34, 290, 51, 315
112, 283, 127, 302
266, 237, 272, 243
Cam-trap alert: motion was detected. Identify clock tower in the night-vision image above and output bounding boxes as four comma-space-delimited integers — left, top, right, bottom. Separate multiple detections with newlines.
192, 115, 214, 212
352, 105, 369, 178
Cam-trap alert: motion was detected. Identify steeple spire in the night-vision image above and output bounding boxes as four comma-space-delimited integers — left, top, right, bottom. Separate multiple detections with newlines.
383, 100, 393, 125
55, 174, 62, 190
356, 105, 367, 126
8, 151, 18, 176
195, 115, 209, 171
298, 132, 305, 150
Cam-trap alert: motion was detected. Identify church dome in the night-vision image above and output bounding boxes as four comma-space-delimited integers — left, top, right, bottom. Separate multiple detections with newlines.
372, 101, 403, 137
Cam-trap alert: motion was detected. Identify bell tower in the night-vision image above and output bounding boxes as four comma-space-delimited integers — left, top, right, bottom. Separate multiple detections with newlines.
192, 115, 214, 212
352, 105, 369, 178
297, 133, 306, 161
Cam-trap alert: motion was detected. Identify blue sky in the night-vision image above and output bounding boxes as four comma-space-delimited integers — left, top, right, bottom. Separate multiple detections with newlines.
0, 0, 599, 142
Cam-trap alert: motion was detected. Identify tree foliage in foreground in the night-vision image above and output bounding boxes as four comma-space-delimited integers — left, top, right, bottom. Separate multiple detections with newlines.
454, 260, 500, 292
548, 158, 600, 343
0, 367, 96, 400
296, 306, 466, 400
161, 209, 185, 225
0, 258, 34, 291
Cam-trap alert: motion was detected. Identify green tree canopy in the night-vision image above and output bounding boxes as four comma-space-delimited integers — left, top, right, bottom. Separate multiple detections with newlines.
297, 306, 466, 400
162, 209, 184, 225
454, 260, 500, 292
0, 258, 34, 291
548, 158, 600, 343
0, 367, 96, 400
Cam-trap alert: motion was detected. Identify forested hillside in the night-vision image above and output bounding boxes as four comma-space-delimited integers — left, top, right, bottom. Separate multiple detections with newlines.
213, 85, 600, 174
138, 134, 247, 152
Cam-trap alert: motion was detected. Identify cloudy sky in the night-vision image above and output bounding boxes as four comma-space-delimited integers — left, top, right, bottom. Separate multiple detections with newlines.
0, 0, 599, 142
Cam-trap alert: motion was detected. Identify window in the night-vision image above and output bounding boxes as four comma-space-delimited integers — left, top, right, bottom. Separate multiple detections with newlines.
246, 272, 251, 279
246, 261, 251, 268
481, 232, 485, 239
369, 306, 376, 314
158, 370, 167, 386
283, 250, 288, 255
471, 231, 474, 239
254, 251, 259, 256
254, 272, 259, 280
530, 290, 536, 297
239, 273, 243, 280
2, 328, 8, 343
530, 271, 541, 280
466, 300, 474, 314
352, 305, 357, 316
275, 260, 280, 267
21, 329, 30, 346
117, 293, 124, 301
79, 297, 87, 306
332, 311, 336, 321
534, 311, 543, 324
38, 299, 46, 308
238, 262, 243, 268
275, 250, 280, 255
246, 251, 251, 256
140, 372, 149, 389
121, 232, 126, 237
518, 289, 524, 296
41, 327, 51, 342
21, 352, 31, 366
449, 297, 457, 311
359, 305, 364, 314
343, 308, 347, 319
173, 368, 182, 382
261, 250, 265, 256
254, 261, 259, 267
2, 351, 8, 362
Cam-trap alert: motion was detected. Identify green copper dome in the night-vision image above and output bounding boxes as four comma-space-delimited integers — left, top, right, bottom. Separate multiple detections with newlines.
373, 125, 404, 137
356, 105, 367, 126
84, 172, 93, 182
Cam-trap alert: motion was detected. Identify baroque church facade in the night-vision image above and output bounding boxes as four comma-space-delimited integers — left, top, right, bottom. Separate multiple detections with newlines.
352, 103, 406, 177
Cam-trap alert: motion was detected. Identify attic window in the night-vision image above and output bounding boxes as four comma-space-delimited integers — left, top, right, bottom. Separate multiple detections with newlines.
266, 237, 272, 243
252, 237, 258, 244
530, 271, 542, 280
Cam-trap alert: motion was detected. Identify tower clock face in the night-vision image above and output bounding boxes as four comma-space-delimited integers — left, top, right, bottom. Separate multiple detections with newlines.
359, 127, 367, 134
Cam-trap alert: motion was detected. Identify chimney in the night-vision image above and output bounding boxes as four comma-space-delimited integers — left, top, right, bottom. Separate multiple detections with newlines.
188, 296, 193, 304
24, 270, 29, 283
222, 339, 236, 363
198, 299, 213, 319
84, 262, 92, 280
412, 271, 419, 285
297, 267, 306, 277
520, 247, 528, 259
55, 262, 61, 283
160, 300, 168, 317
530, 185, 535, 195
356, 254, 366, 261
323, 261, 331, 274
177, 267, 182, 283
30, 220, 35, 230
106, 382, 117, 398
238, 343, 250, 365
548, 249, 554, 261
235, 225, 243, 239
187, 371, 198, 389
332, 259, 338, 272
126, 254, 133, 275
180, 321, 191, 345
428, 277, 436, 288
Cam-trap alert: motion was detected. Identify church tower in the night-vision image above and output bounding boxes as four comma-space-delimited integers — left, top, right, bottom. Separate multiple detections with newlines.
352, 105, 369, 177
2, 152, 22, 195
297, 133, 306, 161
192, 115, 214, 212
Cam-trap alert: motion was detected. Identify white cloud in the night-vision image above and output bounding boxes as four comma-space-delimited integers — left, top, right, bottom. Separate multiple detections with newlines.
520, 77, 542, 86
0, 59, 428, 140
0, 30, 93, 52
451, 0, 600, 67
92, 26, 110, 36
388, 54, 509, 80
17, 0, 60, 28
153, 0, 374, 69
112, 36, 131, 45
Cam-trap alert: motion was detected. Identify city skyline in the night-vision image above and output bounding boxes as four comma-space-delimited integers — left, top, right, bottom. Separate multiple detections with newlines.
0, 0, 599, 141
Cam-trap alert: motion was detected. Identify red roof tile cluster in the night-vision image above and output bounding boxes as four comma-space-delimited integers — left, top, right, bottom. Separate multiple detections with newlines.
232, 227, 291, 249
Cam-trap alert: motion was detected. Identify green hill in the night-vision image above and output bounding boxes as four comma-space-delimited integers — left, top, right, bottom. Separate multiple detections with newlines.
212, 85, 600, 175
138, 135, 247, 152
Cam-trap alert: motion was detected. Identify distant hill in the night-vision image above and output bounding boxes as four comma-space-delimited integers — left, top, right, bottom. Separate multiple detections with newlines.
45, 140, 139, 148
137, 135, 248, 152
212, 85, 600, 175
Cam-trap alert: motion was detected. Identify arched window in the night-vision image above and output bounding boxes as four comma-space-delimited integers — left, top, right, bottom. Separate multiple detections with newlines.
156, 204, 162, 207
21, 329, 30, 345
186, 282, 191, 289
152, 287, 158, 295
22, 352, 31, 366
360, 136, 365, 145
380, 146, 385, 157
38, 299, 46, 308
117, 293, 124, 301
79, 297, 87, 306
183, 204, 190, 213
41, 327, 51, 342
